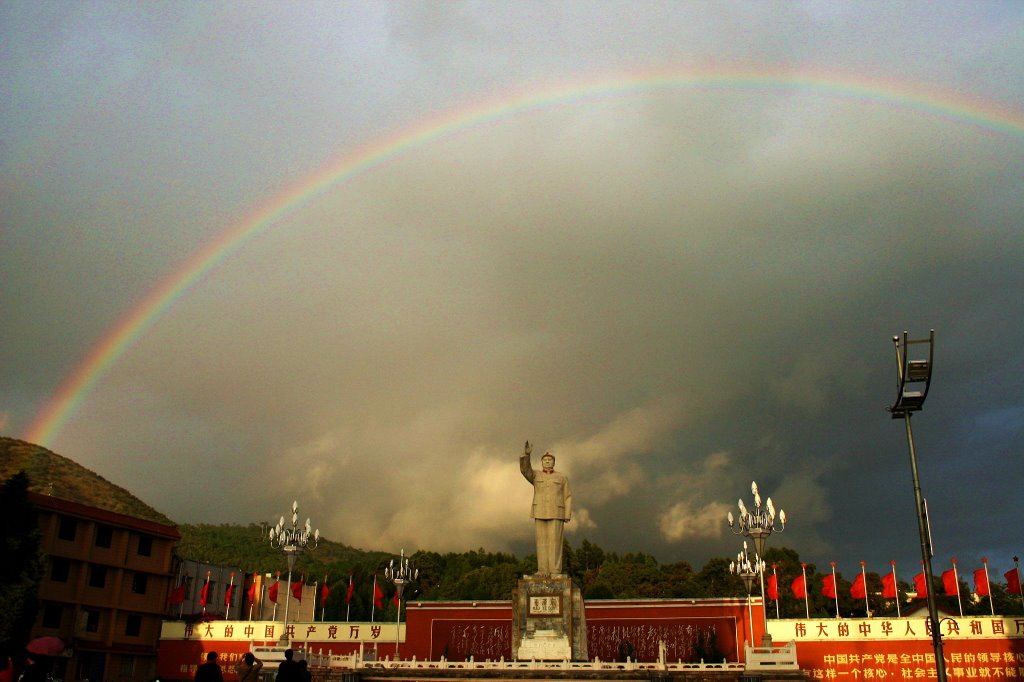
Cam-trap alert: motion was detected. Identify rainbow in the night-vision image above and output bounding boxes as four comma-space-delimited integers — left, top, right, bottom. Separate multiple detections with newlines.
23, 67, 1024, 447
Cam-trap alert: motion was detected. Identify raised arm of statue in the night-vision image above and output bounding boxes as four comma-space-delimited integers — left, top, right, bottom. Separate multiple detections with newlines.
520, 440, 535, 483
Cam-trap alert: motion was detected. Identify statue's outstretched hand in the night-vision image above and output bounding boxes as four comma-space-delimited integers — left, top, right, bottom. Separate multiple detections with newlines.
524, 441, 532, 456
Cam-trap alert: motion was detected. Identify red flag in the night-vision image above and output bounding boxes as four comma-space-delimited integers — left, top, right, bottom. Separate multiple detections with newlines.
791, 574, 806, 599
767, 573, 778, 601
346, 575, 354, 604
942, 569, 958, 597
291, 579, 304, 602
373, 578, 384, 609
167, 583, 186, 605
392, 589, 400, 607
321, 580, 330, 603
247, 579, 258, 605
268, 580, 280, 603
973, 569, 989, 597
224, 584, 235, 607
1005, 568, 1022, 595
850, 573, 866, 600
882, 573, 898, 599
199, 579, 211, 606
913, 572, 928, 598
822, 574, 837, 599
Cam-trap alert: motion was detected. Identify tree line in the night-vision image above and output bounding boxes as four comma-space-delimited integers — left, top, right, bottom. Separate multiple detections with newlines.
177, 524, 1024, 621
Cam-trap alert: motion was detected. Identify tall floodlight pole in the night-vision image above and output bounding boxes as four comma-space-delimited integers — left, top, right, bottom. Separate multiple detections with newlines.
1014, 557, 1024, 610
728, 481, 786, 646
887, 330, 946, 682
268, 501, 319, 644
384, 549, 418, 660
730, 542, 764, 646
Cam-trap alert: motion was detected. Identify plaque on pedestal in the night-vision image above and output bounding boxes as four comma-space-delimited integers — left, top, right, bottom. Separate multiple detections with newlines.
512, 576, 587, 661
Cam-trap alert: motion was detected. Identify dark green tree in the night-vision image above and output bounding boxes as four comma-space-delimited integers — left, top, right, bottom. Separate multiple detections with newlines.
697, 556, 742, 598
0, 472, 44, 652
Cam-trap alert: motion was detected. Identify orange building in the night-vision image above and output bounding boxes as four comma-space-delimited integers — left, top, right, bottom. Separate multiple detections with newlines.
29, 491, 180, 682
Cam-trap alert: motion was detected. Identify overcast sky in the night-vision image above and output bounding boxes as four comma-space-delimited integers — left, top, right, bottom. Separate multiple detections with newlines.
2, 1, 1022, 583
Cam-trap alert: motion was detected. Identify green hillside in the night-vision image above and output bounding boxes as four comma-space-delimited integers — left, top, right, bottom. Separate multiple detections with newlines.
0, 437, 174, 525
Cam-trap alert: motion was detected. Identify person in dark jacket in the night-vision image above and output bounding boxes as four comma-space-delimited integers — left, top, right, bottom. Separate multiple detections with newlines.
276, 649, 299, 682
194, 652, 223, 682
235, 653, 262, 682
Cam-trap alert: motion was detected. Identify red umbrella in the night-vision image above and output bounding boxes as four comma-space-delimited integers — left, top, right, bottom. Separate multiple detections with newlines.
26, 637, 65, 656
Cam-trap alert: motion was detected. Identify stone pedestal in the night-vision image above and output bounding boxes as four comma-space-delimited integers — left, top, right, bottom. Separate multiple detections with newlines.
512, 576, 587, 661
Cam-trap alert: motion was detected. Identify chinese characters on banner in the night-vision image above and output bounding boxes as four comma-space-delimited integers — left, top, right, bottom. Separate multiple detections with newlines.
768, 617, 1024, 681
160, 620, 400, 643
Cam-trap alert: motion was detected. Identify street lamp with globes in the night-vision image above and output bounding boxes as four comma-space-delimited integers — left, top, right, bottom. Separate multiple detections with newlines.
727, 481, 786, 645
730, 541, 764, 646
384, 549, 418, 659
268, 500, 319, 643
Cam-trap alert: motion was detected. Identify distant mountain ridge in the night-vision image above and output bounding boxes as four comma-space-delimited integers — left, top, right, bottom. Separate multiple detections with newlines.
0, 436, 175, 526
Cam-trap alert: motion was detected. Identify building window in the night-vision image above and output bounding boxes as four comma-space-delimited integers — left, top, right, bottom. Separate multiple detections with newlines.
42, 604, 63, 628
137, 535, 152, 557
125, 615, 142, 637
84, 609, 100, 633
88, 565, 107, 588
58, 516, 77, 541
50, 558, 70, 583
94, 525, 113, 548
131, 572, 148, 594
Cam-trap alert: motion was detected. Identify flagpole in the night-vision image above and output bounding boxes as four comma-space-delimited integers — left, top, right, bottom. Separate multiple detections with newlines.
226, 572, 235, 619
860, 561, 869, 617
273, 572, 279, 620
952, 558, 963, 617
371, 575, 377, 623
220, 567, 227, 617
192, 559, 199, 616
1014, 556, 1024, 610
772, 564, 779, 619
801, 563, 809, 619
346, 575, 353, 622
982, 558, 994, 616
891, 561, 901, 618
176, 562, 184, 619
202, 571, 211, 615
830, 562, 839, 618
308, 575, 315, 621
321, 574, 328, 622
248, 574, 255, 621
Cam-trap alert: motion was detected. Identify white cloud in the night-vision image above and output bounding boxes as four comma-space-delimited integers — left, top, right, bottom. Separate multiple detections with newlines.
658, 501, 732, 542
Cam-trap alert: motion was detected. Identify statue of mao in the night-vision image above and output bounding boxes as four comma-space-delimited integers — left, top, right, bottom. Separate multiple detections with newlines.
520, 440, 572, 576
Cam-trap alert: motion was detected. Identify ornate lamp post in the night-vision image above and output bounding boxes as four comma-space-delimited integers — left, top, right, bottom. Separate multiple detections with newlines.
384, 549, 418, 659
268, 501, 319, 643
887, 330, 946, 682
727, 481, 785, 645
730, 541, 764, 646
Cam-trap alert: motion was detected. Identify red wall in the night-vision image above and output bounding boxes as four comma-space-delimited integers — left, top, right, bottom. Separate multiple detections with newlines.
404, 598, 749, 662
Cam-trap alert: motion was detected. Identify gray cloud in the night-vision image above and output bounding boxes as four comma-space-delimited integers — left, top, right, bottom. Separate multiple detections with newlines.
2, 1, 1022, 580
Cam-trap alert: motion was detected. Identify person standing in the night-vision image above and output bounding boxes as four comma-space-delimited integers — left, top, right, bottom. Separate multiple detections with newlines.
519, 440, 572, 576
194, 652, 223, 682
235, 653, 262, 682
276, 649, 299, 682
